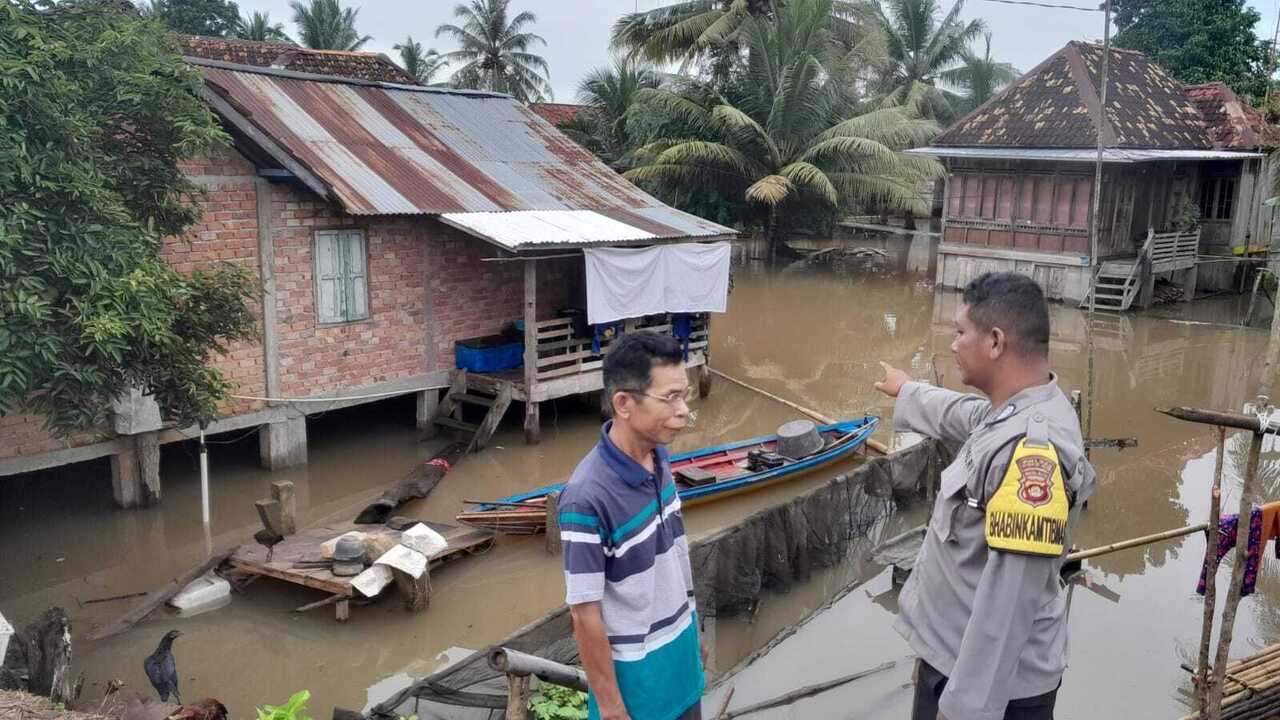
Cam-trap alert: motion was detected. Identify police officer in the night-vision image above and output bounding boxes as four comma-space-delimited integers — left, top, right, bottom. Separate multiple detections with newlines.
874, 272, 1096, 720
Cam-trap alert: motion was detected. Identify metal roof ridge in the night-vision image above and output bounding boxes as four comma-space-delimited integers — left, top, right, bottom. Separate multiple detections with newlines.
185, 56, 515, 99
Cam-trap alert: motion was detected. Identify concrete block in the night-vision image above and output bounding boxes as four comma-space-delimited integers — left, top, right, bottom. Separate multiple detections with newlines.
259, 416, 307, 470
112, 387, 162, 435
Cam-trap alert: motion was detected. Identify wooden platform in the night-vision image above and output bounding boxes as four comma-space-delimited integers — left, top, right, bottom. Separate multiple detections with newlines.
229, 520, 494, 620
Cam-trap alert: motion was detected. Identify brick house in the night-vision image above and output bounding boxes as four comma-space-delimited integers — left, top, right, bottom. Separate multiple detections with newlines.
0, 38, 733, 507
909, 42, 1280, 309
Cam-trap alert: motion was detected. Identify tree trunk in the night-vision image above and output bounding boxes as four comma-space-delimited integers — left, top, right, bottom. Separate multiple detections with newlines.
767, 206, 782, 265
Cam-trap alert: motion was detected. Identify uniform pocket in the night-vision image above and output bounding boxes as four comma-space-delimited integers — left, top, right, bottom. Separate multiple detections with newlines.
929, 462, 967, 542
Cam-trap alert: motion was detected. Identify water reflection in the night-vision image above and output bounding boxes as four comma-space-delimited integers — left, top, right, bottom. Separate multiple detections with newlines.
0, 255, 1276, 718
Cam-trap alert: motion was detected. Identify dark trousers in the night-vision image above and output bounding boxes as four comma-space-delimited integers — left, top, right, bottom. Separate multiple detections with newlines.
911, 660, 1058, 720
677, 702, 702, 719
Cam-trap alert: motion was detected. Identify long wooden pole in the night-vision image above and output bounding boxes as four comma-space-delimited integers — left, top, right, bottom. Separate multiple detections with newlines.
707, 368, 890, 455
1208, 430, 1266, 718
1084, 0, 1113, 460
1197, 427, 1227, 713
721, 661, 896, 719
1063, 523, 1207, 563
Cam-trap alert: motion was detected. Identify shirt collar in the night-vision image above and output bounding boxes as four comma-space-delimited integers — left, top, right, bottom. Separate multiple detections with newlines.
598, 421, 668, 488
984, 372, 1059, 426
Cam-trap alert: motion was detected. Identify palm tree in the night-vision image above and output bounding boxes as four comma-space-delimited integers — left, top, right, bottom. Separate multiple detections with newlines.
290, 0, 371, 51
234, 11, 293, 43
940, 32, 1018, 114
435, 0, 552, 102
561, 59, 664, 169
626, 0, 942, 261
875, 0, 985, 121
394, 36, 447, 85
611, 0, 874, 83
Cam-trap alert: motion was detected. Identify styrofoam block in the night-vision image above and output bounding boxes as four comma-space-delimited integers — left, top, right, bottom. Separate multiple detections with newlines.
170, 572, 231, 612
375, 544, 428, 579
400, 523, 447, 559
0, 611, 12, 663
352, 564, 394, 597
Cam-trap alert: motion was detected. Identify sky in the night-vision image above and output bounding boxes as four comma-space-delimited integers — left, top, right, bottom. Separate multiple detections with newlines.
235, 0, 1280, 102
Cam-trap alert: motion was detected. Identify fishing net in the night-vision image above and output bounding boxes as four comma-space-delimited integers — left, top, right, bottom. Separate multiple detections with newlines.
368, 440, 951, 720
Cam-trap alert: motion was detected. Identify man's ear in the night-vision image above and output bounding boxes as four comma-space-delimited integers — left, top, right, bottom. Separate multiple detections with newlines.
611, 391, 632, 420
989, 326, 1007, 360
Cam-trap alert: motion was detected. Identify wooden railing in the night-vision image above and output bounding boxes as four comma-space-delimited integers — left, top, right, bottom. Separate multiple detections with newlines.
1148, 229, 1200, 271
530, 314, 709, 383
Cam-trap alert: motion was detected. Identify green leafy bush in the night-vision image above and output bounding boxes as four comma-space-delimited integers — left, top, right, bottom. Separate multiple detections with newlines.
256, 690, 314, 720
529, 683, 589, 720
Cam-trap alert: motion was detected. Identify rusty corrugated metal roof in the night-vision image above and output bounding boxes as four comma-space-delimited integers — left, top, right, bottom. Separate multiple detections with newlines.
194, 59, 734, 246
935, 42, 1214, 150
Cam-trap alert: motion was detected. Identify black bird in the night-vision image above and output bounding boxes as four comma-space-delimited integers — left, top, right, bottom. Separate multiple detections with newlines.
144, 629, 183, 703
254, 527, 284, 562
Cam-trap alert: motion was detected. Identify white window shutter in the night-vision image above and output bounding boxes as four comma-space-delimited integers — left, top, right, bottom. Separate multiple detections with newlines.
315, 232, 343, 323
343, 231, 368, 320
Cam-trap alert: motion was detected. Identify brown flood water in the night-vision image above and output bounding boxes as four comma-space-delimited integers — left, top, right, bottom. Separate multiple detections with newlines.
1, 252, 1275, 718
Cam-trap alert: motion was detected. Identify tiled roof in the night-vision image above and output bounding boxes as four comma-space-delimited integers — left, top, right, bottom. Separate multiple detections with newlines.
1186, 82, 1280, 150
935, 41, 1213, 150
528, 103, 590, 126
178, 35, 416, 85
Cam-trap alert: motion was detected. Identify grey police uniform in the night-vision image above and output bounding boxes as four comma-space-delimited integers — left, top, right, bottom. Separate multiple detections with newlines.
891, 374, 1096, 720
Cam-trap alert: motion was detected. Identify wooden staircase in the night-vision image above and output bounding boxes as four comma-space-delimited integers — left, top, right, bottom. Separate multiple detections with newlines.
1080, 259, 1142, 312
432, 372, 513, 453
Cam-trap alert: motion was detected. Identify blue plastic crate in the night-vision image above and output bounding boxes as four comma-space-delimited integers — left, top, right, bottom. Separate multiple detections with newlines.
455, 335, 524, 373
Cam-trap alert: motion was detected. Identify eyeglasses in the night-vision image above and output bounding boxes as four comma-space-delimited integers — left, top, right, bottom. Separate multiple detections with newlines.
627, 386, 696, 407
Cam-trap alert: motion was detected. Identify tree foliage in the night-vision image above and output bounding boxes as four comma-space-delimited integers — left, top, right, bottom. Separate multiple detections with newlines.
625, 0, 943, 254
0, 0, 258, 436
873, 0, 985, 122
142, 0, 240, 37
939, 32, 1017, 115
233, 10, 292, 43
436, 0, 552, 102
290, 0, 370, 51
1113, 0, 1271, 101
561, 59, 664, 169
394, 36, 446, 85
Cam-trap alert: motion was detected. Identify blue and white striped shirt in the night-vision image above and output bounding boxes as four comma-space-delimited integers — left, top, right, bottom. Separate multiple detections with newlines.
560, 422, 703, 720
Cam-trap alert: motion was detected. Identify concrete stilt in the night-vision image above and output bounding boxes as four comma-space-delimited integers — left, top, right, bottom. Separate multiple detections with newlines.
1182, 265, 1200, 302
416, 389, 439, 438
259, 416, 308, 470
111, 431, 161, 508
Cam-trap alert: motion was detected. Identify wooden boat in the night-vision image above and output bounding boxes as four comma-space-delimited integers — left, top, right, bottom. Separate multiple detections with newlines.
456, 417, 879, 535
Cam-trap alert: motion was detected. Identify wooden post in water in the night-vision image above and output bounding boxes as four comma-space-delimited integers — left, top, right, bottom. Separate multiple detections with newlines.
1208, 429, 1266, 717
505, 674, 531, 720
523, 259, 540, 445
1196, 426, 1227, 713
545, 491, 562, 556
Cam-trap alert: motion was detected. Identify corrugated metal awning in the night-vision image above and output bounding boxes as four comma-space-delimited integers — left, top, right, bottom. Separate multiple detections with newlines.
906, 147, 1264, 162
439, 210, 735, 252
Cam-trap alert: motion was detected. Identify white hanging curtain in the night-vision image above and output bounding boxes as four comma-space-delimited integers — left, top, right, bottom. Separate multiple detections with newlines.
583, 242, 731, 325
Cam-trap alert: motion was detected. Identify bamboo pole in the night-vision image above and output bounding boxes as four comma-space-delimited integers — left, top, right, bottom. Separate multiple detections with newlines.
720, 661, 896, 719
708, 368, 890, 455
1207, 430, 1266, 718
1157, 406, 1274, 434
1197, 426, 1227, 713
1063, 523, 1207, 563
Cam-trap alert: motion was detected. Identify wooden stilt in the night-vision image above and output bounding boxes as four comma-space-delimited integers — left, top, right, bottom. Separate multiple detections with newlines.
505, 674, 531, 720
544, 492, 561, 556
1196, 427, 1227, 713
335, 599, 350, 622
1208, 430, 1266, 718
523, 259, 541, 445
392, 566, 430, 613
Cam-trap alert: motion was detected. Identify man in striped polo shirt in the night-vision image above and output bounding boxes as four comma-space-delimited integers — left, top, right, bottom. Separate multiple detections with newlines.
560, 332, 706, 720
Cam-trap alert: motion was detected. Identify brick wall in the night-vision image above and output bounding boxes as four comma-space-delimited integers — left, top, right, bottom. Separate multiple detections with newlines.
1, 143, 583, 465
170, 146, 267, 415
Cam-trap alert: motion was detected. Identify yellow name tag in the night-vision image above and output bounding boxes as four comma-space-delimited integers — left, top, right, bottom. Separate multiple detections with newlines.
985, 438, 1069, 557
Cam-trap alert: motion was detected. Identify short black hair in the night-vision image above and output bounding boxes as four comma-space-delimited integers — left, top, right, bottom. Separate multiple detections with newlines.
603, 331, 684, 410
961, 272, 1051, 357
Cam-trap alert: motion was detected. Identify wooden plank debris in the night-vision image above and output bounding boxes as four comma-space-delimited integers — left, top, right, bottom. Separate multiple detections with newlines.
87, 548, 234, 641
